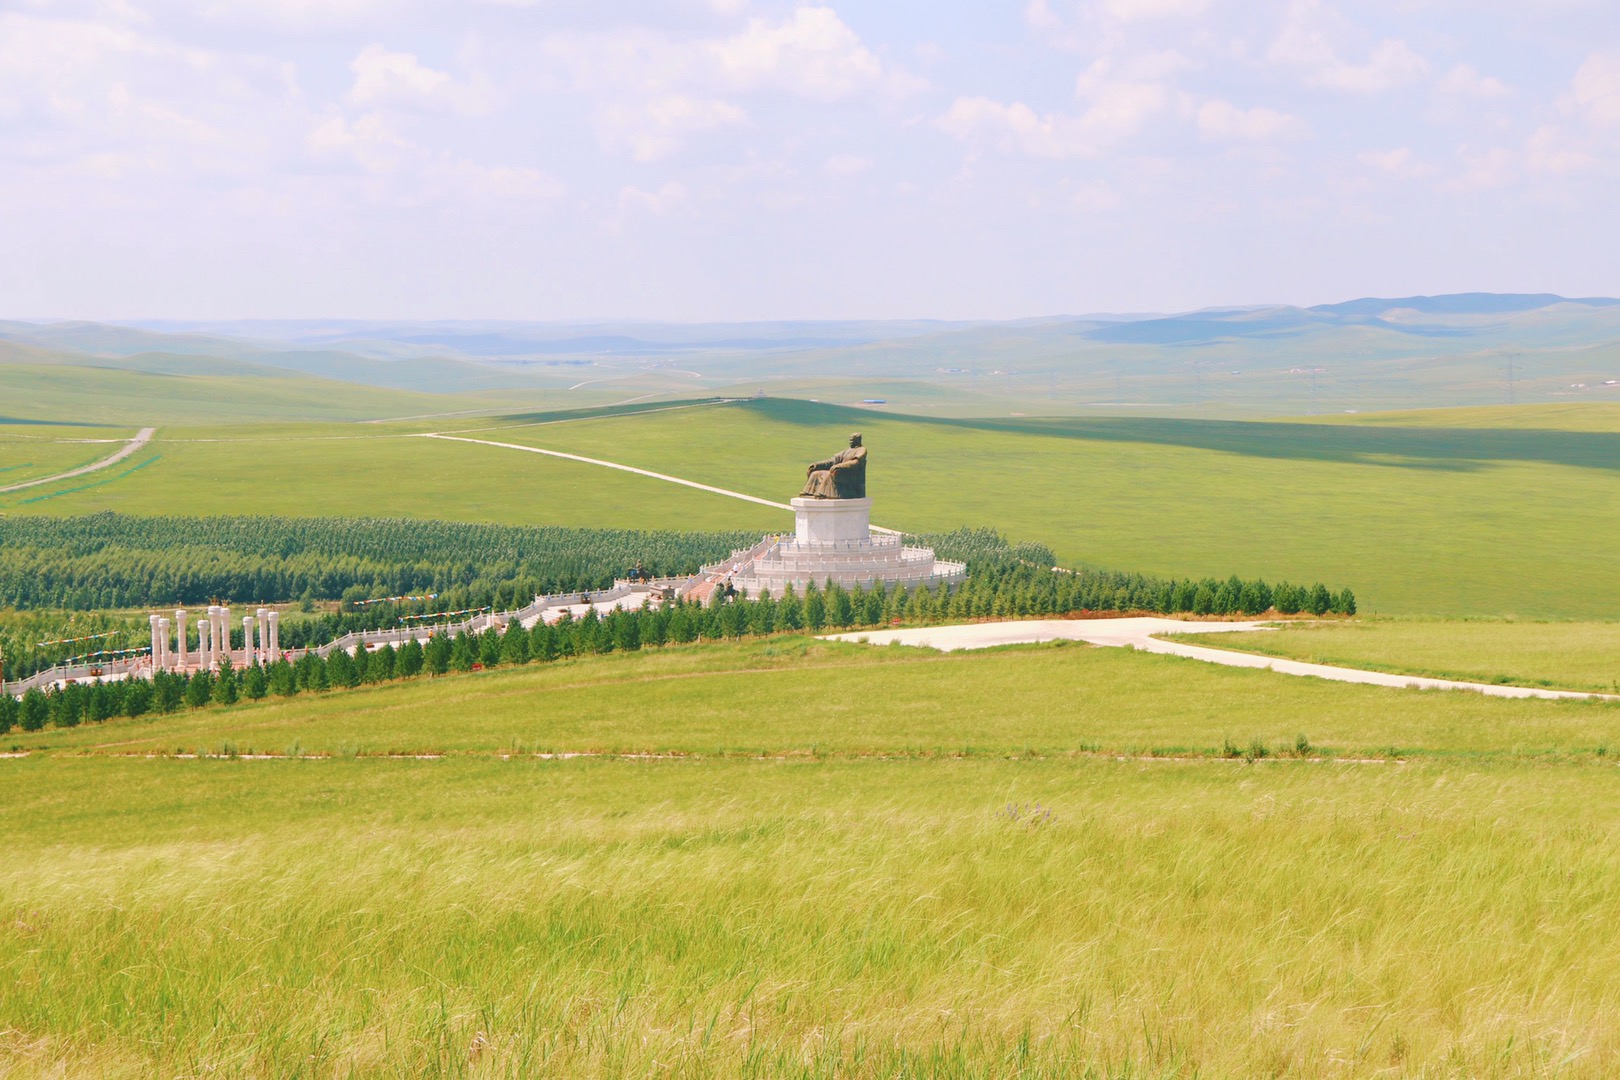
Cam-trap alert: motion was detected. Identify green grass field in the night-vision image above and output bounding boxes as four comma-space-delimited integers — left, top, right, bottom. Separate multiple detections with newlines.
7, 398, 1620, 617
0, 425, 138, 489
1191, 619, 1620, 695
465, 400, 1620, 619
7, 640, 1620, 1077
0, 418, 784, 531
14, 638, 1620, 761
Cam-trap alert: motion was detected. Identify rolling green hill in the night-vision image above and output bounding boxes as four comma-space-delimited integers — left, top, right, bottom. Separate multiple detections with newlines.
8, 292, 1620, 419
3, 397, 1617, 617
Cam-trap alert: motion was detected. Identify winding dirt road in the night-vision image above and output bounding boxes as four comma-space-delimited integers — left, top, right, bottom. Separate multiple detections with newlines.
0, 427, 156, 494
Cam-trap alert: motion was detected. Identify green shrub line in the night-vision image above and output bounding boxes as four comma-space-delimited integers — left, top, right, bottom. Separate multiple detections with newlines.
0, 519, 1352, 684
0, 553, 1355, 733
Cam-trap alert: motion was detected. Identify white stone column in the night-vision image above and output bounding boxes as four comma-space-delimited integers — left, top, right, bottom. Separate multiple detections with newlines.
242, 616, 253, 668
175, 610, 188, 671
149, 615, 161, 669
198, 619, 211, 671
209, 606, 226, 669
157, 617, 171, 670
255, 608, 269, 665
267, 611, 280, 660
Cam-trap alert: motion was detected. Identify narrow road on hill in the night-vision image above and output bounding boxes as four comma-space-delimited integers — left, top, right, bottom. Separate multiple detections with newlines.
416, 432, 904, 534
0, 427, 156, 494
826, 618, 1620, 702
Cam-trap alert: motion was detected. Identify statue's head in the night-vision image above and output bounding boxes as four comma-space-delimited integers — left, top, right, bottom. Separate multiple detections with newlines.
849, 432, 863, 447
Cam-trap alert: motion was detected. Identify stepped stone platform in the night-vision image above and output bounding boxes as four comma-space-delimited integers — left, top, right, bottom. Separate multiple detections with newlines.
713, 497, 965, 599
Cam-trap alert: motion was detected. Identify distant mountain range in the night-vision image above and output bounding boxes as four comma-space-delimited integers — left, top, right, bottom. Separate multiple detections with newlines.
5, 292, 1615, 362
3, 293, 1618, 417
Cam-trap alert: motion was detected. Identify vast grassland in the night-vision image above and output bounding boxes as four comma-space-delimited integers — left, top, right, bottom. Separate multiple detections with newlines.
14, 639, 1620, 761
1197, 619, 1620, 694
0, 417, 784, 532
0, 362, 516, 424
7, 641, 1620, 1078
471, 400, 1620, 619
7, 399, 1620, 617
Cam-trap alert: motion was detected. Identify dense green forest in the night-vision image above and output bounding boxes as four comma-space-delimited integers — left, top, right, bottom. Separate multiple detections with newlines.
0, 513, 759, 610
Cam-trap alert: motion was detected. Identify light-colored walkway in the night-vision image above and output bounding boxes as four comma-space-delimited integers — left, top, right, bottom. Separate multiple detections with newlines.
0, 427, 156, 493
824, 618, 1618, 702
418, 431, 904, 534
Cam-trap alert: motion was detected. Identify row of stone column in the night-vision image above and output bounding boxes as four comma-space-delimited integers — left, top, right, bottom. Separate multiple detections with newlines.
146, 606, 281, 672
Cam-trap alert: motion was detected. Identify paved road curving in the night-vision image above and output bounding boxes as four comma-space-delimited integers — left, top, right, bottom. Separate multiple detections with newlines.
0, 427, 156, 494
824, 617, 1619, 702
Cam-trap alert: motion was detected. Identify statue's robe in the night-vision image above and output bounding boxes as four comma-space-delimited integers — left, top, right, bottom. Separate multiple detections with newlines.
800, 445, 867, 499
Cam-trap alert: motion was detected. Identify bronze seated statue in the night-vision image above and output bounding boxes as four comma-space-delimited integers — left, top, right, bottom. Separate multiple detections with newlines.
800, 433, 867, 500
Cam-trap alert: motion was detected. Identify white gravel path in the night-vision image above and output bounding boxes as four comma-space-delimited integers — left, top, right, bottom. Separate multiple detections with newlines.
824, 617, 1619, 702
0, 427, 156, 493
418, 431, 905, 534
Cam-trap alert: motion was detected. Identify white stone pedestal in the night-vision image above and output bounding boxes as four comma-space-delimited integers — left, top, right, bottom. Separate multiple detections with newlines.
792, 497, 872, 546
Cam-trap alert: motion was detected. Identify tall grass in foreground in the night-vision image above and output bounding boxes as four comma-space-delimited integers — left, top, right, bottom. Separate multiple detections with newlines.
4, 757, 1620, 1077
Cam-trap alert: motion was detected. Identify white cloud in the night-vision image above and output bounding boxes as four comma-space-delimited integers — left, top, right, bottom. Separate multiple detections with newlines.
937, 55, 1174, 158
1071, 179, 1120, 213
1356, 147, 1435, 179
440, 158, 565, 199
1445, 145, 1515, 192
1566, 52, 1620, 127
305, 111, 412, 172
1525, 126, 1593, 175
1269, 4, 1428, 93
1438, 64, 1511, 100
0, 11, 287, 176
188, 0, 400, 30
707, 6, 919, 100
1101, 0, 1208, 20
1197, 99, 1303, 141
348, 44, 494, 115
1025, 0, 1060, 31
936, 98, 1103, 158
823, 153, 871, 175
619, 181, 687, 214
597, 95, 746, 162
536, 8, 915, 161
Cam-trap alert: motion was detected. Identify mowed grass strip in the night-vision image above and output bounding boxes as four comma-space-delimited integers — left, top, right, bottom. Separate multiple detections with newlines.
17, 638, 1620, 760
3, 756, 1619, 1077
1183, 619, 1620, 695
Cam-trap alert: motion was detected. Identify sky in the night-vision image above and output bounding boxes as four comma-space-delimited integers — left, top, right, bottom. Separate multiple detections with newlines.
2, 0, 1617, 321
